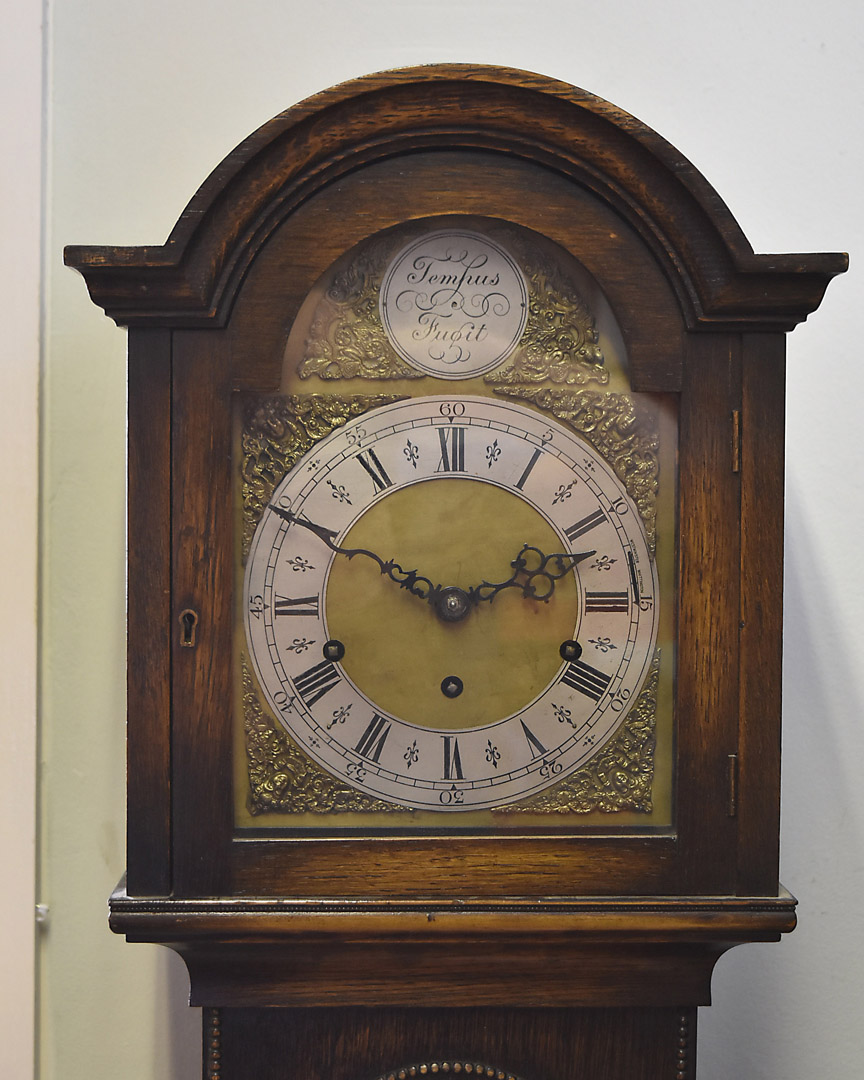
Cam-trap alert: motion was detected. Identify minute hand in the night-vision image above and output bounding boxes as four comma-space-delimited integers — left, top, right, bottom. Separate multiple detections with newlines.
468, 544, 595, 605
267, 505, 438, 602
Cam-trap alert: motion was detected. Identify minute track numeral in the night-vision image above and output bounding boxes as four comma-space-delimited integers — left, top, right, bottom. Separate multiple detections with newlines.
354, 714, 391, 763
356, 448, 394, 493
437, 426, 466, 473
565, 509, 606, 543
293, 660, 340, 707
584, 591, 629, 613
561, 659, 611, 702
274, 594, 320, 617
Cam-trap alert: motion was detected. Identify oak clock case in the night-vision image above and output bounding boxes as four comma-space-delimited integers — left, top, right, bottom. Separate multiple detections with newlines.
236, 220, 675, 833
64, 65, 845, 1080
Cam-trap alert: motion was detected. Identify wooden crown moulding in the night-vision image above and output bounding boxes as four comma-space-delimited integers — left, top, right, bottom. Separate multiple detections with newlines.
64, 65, 847, 332
108, 885, 797, 1008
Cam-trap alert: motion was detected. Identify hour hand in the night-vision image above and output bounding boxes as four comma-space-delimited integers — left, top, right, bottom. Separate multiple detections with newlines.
267, 505, 437, 602
469, 544, 595, 605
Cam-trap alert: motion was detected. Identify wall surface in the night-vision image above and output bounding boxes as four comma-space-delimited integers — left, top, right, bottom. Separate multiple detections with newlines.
40, 2, 862, 1079
1, 1, 42, 1077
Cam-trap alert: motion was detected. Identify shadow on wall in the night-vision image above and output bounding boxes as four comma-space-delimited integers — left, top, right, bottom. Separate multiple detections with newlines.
699, 480, 864, 1080
160, 947, 202, 1078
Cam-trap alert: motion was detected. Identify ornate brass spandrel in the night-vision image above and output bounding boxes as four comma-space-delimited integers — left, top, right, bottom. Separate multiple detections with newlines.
243, 656, 402, 815
484, 242, 608, 387
491, 385, 659, 553
240, 392, 404, 558
493, 650, 659, 815
298, 234, 422, 381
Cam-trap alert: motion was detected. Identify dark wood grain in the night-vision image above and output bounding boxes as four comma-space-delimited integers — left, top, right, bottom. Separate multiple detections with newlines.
211, 1005, 696, 1080
736, 334, 786, 894
228, 834, 676, 899
126, 329, 172, 895
109, 887, 796, 1007
182, 942, 721, 1009
675, 335, 742, 895
170, 331, 235, 896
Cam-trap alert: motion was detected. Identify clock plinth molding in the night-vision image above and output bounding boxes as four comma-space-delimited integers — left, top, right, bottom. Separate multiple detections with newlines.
67, 65, 845, 1079
110, 885, 796, 1008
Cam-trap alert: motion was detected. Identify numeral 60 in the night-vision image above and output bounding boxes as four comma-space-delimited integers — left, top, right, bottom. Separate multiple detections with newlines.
610, 687, 632, 713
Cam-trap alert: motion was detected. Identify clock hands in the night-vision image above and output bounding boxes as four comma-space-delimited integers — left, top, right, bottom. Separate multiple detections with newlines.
467, 544, 596, 607
268, 504, 593, 623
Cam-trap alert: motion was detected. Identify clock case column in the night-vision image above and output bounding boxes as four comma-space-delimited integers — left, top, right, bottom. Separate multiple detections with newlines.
65, 66, 846, 1079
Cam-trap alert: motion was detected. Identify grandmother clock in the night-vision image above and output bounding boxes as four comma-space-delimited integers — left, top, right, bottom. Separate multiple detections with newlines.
66, 67, 845, 1079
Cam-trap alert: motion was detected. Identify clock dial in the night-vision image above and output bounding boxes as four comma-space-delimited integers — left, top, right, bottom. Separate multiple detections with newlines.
244, 396, 658, 811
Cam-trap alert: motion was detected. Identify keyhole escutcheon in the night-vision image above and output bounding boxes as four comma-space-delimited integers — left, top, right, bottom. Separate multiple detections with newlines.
179, 608, 199, 648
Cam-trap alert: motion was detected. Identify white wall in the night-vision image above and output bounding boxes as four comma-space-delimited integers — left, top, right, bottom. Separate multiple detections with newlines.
41, 2, 862, 1079
1, 2, 42, 1077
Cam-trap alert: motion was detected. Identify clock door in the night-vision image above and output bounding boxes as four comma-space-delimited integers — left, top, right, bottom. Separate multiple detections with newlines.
168, 162, 699, 900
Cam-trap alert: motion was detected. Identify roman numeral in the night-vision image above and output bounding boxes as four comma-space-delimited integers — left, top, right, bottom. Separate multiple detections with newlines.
293, 660, 340, 707
354, 714, 391, 762
561, 659, 611, 702
442, 735, 464, 779
356, 448, 393, 493
627, 551, 641, 605
519, 719, 548, 758
515, 447, 543, 490
584, 591, 629, 613
274, 595, 319, 617
565, 509, 606, 543
437, 427, 466, 472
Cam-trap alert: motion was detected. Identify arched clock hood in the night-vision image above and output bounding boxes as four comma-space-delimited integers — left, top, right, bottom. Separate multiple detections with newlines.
65, 64, 846, 331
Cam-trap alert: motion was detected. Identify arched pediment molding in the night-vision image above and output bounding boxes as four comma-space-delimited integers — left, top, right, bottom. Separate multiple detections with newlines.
65, 65, 846, 330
